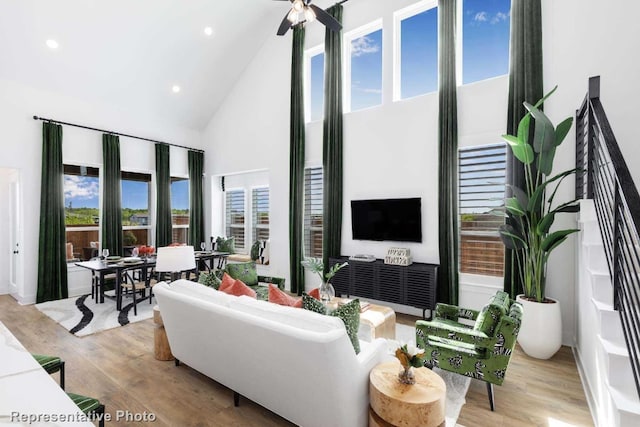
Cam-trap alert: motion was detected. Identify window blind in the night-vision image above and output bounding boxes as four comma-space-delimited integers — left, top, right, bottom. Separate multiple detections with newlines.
304, 167, 323, 258
458, 143, 506, 277
252, 187, 270, 242
226, 189, 245, 251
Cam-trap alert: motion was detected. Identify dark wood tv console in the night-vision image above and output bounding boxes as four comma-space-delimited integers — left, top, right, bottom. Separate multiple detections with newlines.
329, 257, 438, 318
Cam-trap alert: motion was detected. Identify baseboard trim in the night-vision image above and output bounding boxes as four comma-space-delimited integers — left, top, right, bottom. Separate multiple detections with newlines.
572, 344, 599, 426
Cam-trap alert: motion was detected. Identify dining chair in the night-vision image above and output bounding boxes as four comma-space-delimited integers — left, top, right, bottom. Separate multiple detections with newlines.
32, 353, 65, 389
120, 263, 156, 315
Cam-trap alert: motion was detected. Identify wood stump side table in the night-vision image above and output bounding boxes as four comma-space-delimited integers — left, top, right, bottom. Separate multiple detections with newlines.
153, 305, 174, 361
369, 361, 446, 427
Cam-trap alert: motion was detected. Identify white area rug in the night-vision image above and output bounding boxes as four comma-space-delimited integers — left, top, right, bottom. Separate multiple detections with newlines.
35, 293, 153, 337
394, 323, 471, 427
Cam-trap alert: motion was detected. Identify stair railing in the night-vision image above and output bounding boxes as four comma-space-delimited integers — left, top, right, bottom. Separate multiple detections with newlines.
576, 75, 640, 399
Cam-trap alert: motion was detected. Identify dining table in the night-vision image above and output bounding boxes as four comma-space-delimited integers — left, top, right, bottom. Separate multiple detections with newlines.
75, 251, 229, 311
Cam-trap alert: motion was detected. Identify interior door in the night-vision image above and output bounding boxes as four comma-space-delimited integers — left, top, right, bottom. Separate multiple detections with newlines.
9, 170, 22, 296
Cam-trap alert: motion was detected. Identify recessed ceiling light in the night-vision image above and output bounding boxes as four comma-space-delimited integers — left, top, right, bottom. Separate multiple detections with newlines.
46, 39, 59, 49
172, 85, 181, 93
204, 26, 213, 37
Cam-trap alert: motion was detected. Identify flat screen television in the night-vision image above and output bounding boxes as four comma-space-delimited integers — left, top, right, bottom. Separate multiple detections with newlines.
351, 198, 422, 242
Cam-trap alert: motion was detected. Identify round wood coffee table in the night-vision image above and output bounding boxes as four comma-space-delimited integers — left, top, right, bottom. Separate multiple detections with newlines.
369, 361, 446, 427
153, 305, 174, 361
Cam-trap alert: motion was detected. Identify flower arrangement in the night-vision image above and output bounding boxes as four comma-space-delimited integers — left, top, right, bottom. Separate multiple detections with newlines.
394, 342, 426, 385
301, 258, 348, 303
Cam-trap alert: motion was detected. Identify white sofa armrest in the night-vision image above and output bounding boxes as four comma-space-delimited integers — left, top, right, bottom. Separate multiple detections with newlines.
357, 338, 388, 372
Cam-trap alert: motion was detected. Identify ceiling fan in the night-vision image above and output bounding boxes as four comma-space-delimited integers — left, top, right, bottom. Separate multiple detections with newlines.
275, 0, 343, 36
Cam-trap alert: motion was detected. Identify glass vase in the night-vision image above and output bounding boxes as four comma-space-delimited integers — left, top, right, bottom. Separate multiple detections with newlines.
398, 365, 415, 385
319, 281, 335, 305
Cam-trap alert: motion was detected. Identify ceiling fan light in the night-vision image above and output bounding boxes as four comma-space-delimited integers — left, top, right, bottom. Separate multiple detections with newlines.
293, 0, 304, 12
304, 7, 316, 23
287, 9, 299, 23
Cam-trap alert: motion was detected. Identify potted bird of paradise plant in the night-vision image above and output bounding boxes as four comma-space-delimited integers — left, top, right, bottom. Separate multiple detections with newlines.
499, 86, 581, 359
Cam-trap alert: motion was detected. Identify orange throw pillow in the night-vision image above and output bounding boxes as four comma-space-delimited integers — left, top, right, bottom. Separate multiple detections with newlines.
308, 287, 320, 300
268, 284, 301, 307
220, 279, 257, 298
219, 273, 236, 292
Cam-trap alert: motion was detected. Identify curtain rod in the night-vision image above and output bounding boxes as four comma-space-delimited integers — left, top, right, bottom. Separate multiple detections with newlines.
32, 115, 204, 153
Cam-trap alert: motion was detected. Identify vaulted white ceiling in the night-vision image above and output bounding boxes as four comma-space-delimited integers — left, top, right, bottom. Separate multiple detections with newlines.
0, 0, 311, 130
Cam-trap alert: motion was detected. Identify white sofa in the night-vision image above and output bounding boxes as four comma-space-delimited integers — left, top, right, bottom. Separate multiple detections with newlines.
153, 280, 388, 427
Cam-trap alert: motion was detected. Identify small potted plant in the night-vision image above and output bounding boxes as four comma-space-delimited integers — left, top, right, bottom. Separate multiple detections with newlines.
499, 86, 581, 359
301, 258, 348, 304
394, 341, 426, 385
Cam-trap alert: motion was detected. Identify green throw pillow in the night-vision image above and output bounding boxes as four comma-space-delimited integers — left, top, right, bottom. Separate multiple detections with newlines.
225, 262, 258, 286
473, 304, 503, 336
250, 240, 260, 261
216, 236, 236, 254
302, 294, 361, 354
198, 271, 221, 290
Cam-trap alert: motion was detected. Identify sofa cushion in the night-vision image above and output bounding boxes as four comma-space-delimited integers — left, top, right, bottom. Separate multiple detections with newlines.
220, 279, 257, 298
198, 271, 222, 290
302, 294, 361, 354
226, 262, 258, 286
229, 295, 343, 333
268, 284, 301, 307
216, 236, 236, 253
219, 273, 236, 292
167, 279, 233, 305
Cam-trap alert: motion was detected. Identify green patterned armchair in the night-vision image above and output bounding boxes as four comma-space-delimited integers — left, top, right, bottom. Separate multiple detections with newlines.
415, 291, 523, 411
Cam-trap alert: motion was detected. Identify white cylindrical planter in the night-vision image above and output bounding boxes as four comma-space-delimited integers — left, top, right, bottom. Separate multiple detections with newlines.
516, 295, 562, 359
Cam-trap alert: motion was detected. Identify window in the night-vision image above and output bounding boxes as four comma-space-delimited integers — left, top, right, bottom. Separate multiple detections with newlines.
64, 164, 100, 260
395, 1, 438, 100
252, 187, 269, 242
346, 23, 383, 112
458, 143, 506, 277
304, 167, 323, 258
462, 0, 511, 85
226, 189, 246, 252
171, 177, 189, 244
121, 171, 151, 247
306, 49, 325, 123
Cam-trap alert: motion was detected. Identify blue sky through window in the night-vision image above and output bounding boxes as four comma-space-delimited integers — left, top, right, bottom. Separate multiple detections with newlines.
350, 28, 383, 111
310, 52, 324, 122
122, 180, 149, 210
463, 0, 511, 84
401, 7, 438, 99
64, 175, 99, 209
171, 179, 189, 211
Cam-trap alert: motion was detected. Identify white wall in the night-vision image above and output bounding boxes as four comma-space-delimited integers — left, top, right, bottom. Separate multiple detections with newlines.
206, 0, 640, 336
0, 169, 12, 295
0, 77, 203, 304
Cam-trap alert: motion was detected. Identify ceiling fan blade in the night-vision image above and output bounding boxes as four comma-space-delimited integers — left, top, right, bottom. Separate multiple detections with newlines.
277, 11, 293, 36
309, 4, 342, 32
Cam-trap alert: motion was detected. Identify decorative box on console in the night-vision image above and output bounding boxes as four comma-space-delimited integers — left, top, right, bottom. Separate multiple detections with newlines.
384, 247, 412, 266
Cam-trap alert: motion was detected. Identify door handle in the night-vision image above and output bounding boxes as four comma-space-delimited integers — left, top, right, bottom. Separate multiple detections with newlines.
13, 250, 19, 254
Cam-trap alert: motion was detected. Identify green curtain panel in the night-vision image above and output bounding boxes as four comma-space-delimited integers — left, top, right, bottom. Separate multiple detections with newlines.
437, 0, 459, 306
289, 25, 306, 295
504, 0, 543, 298
156, 144, 172, 247
322, 4, 344, 277
102, 134, 123, 256
188, 150, 205, 247
37, 122, 68, 303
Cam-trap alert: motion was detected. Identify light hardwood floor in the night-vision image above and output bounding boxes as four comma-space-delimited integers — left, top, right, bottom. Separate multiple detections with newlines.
1, 296, 593, 426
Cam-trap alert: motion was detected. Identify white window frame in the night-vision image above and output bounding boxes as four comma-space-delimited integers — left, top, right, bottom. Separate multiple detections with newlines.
344, 19, 384, 114
121, 170, 153, 246
251, 185, 270, 243
393, 0, 439, 102
304, 44, 325, 124
225, 187, 247, 253
170, 176, 190, 244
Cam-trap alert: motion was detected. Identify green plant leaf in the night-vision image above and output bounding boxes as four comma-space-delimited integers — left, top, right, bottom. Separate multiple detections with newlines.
556, 203, 580, 213
517, 113, 531, 144
528, 185, 544, 214
541, 229, 579, 253
554, 117, 573, 147
325, 261, 348, 281
503, 134, 534, 164
499, 224, 527, 250
537, 146, 557, 175
537, 212, 555, 235
508, 185, 529, 210
506, 197, 526, 217
524, 102, 556, 154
